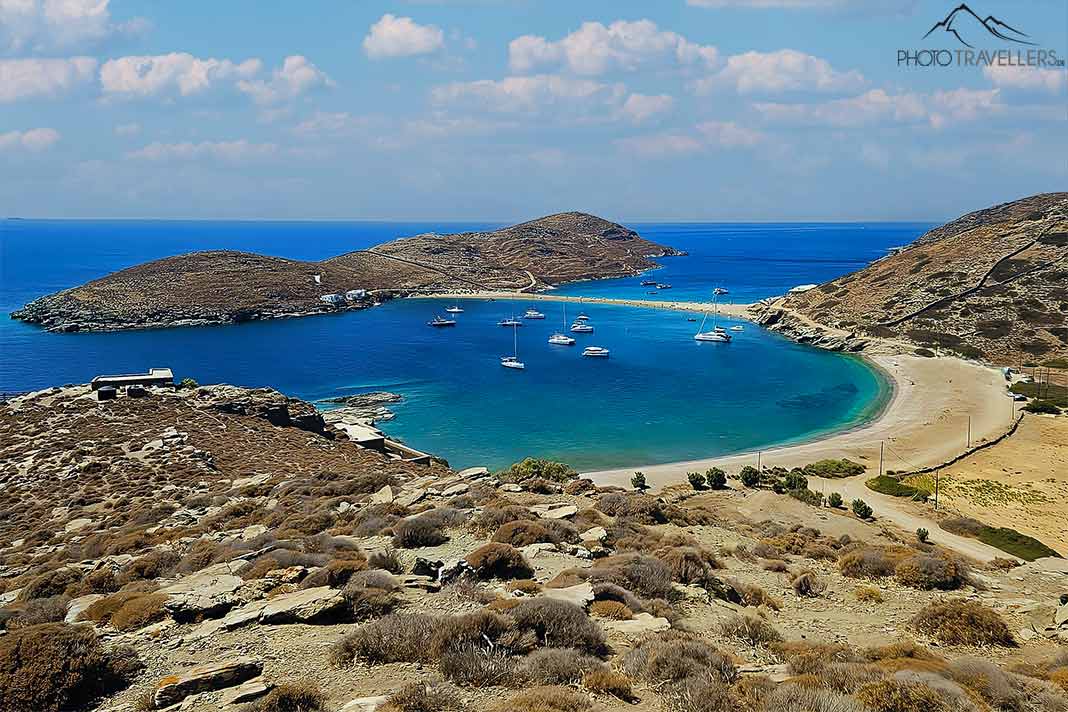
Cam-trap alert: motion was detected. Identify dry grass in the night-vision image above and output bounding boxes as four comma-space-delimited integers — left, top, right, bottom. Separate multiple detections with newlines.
838, 546, 907, 579
719, 614, 783, 647
589, 600, 633, 620
910, 599, 1015, 647
82, 591, 168, 631
893, 553, 969, 591
330, 613, 439, 666
623, 630, 736, 685
493, 685, 590, 712
465, 543, 534, 580
510, 598, 608, 657
854, 586, 884, 603
393, 515, 449, 548
247, 681, 326, 712
380, 682, 463, 712
790, 570, 825, 598
582, 668, 633, 700
518, 648, 603, 685
0, 623, 142, 712
368, 548, 404, 574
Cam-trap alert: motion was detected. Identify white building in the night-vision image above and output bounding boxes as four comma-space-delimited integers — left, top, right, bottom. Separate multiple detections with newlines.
320, 293, 345, 305
345, 289, 367, 301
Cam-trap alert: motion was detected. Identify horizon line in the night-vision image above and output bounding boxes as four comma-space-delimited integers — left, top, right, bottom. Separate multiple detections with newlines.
3, 215, 944, 225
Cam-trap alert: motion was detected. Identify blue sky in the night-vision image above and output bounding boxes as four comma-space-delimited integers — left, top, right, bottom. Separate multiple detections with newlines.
1, 0, 1065, 221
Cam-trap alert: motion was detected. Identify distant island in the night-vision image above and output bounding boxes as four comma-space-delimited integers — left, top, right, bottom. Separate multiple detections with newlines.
10, 212, 682, 332
757, 192, 1068, 366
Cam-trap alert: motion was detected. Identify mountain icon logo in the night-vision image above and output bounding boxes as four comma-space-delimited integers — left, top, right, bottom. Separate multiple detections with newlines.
923, 3, 1036, 48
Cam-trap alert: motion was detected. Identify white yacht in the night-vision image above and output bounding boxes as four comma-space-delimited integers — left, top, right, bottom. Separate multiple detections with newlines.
694, 294, 732, 342
570, 322, 594, 333
549, 304, 576, 345
582, 346, 610, 358
445, 305, 464, 314
501, 323, 525, 370
498, 317, 522, 327
523, 308, 545, 320
427, 315, 456, 327
575, 312, 590, 321
713, 287, 729, 296
730, 325, 744, 332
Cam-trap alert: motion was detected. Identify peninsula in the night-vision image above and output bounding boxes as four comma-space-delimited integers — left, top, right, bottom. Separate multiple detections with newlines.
10, 212, 681, 332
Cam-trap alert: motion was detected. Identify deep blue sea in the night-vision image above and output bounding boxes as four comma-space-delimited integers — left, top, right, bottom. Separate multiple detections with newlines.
0, 219, 931, 470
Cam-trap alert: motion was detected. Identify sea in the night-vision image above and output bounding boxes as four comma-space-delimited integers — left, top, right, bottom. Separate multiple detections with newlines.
0, 220, 932, 471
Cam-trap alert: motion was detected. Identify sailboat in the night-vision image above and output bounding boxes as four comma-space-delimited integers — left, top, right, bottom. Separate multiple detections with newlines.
694, 293, 732, 342
548, 304, 576, 345
445, 305, 464, 314
427, 315, 457, 327
501, 323, 525, 369
523, 307, 546, 319
498, 316, 522, 327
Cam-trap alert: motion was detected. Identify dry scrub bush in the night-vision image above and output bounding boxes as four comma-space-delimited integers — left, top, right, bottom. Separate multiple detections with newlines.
854, 586, 884, 603
623, 630, 737, 685
393, 514, 450, 548
0, 623, 142, 712
330, 613, 440, 666
662, 676, 736, 712
117, 550, 179, 585
910, 599, 1014, 647
429, 610, 526, 659
596, 492, 666, 524
493, 685, 590, 712
300, 555, 368, 589
4, 595, 69, 629
175, 540, 228, 574
590, 600, 633, 620
894, 553, 969, 591
17, 567, 81, 600
660, 546, 723, 585
592, 582, 644, 613
518, 648, 604, 685
247, 680, 326, 712
802, 543, 838, 561
465, 543, 534, 580
947, 657, 1068, 712
762, 558, 789, 573
719, 614, 783, 647
368, 548, 404, 574
838, 546, 909, 579
380, 681, 463, 712
583, 669, 632, 700
82, 591, 168, 631
510, 598, 608, 656
988, 557, 1020, 571
761, 683, 867, 712
439, 645, 517, 687
728, 579, 781, 610
473, 504, 536, 533
588, 553, 673, 599
770, 641, 858, 676
343, 570, 399, 620
790, 570, 826, 598
505, 579, 541, 595
492, 519, 576, 547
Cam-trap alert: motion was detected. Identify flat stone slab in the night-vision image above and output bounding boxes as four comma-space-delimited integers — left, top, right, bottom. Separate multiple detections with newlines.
580, 527, 607, 544
394, 488, 426, 507
153, 657, 263, 708
220, 676, 272, 705
338, 696, 389, 712
442, 483, 469, 497
540, 582, 594, 608
371, 485, 394, 505
65, 593, 104, 623
189, 586, 345, 640
160, 561, 247, 618
459, 467, 489, 478
601, 612, 670, 636
499, 483, 523, 492
529, 504, 578, 519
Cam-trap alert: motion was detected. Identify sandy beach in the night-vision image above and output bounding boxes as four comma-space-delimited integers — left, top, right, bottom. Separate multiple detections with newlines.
410, 290, 756, 321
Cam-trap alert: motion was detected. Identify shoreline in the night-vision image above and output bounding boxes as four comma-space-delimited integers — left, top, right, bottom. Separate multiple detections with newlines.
409, 291, 756, 320
583, 352, 1014, 492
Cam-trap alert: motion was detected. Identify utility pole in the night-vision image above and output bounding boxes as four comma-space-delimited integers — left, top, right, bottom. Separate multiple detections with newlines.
934, 469, 940, 511
757, 450, 762, 472
879, 441, 884, 477
966, 416, 971, 449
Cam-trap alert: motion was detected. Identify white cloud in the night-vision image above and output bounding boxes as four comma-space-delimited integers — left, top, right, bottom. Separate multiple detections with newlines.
100, 53, 261, 98
294, 111, 368, 137
237, 55, 333, 105
509, 20, 718, 76
126, 140, 278, 162
0, 126, 60, 151
695, 49, 865, 95
363, 14, 444, 59
621, 93, 674, 123
686, 0, 915, 11
114, 122, 140, 136
616, 132, 703, 158
0, 0, 147, 54
617, 120, 766, 158
983, 64, 1064, 94
755, 89, 926, 127
754, 87, 1005, 129
431, 74, 625, 114
696, 120, 766, 147
0, 56, 96, 102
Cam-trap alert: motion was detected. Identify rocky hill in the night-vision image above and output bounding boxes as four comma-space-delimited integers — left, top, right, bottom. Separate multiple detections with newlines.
2, 381, 1068, 712
779, 193, 1068, 366
10, 213, 679, 332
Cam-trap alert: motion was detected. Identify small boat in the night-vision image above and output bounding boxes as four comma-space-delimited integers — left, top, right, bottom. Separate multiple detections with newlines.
498, 317, 522, 327
427, 316, 456, 328
656, 283, 672, 289
582, 346, 610, 358
640, 280, 657, 286
570, 322, 594, 333
501, 323, 525, 369
549, 304, 576, 345
730, 325, 744, 332
575, 313, 590, 321
714, 287, 729, 296
523, 308, 545, 319
445, 305, 464, 314
687, 317, 698, 322
646, 291, 659, 295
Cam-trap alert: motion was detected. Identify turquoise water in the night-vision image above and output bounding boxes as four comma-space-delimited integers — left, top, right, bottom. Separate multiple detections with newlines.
0, 219, 922, 470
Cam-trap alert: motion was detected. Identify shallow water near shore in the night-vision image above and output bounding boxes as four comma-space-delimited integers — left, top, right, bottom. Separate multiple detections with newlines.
1, 219, 922, 470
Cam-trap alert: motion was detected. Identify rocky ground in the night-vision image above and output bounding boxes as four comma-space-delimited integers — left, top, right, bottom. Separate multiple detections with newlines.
783, 192, 1068, 367
1, 383, 1067, 712
11, 213, 680, 333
